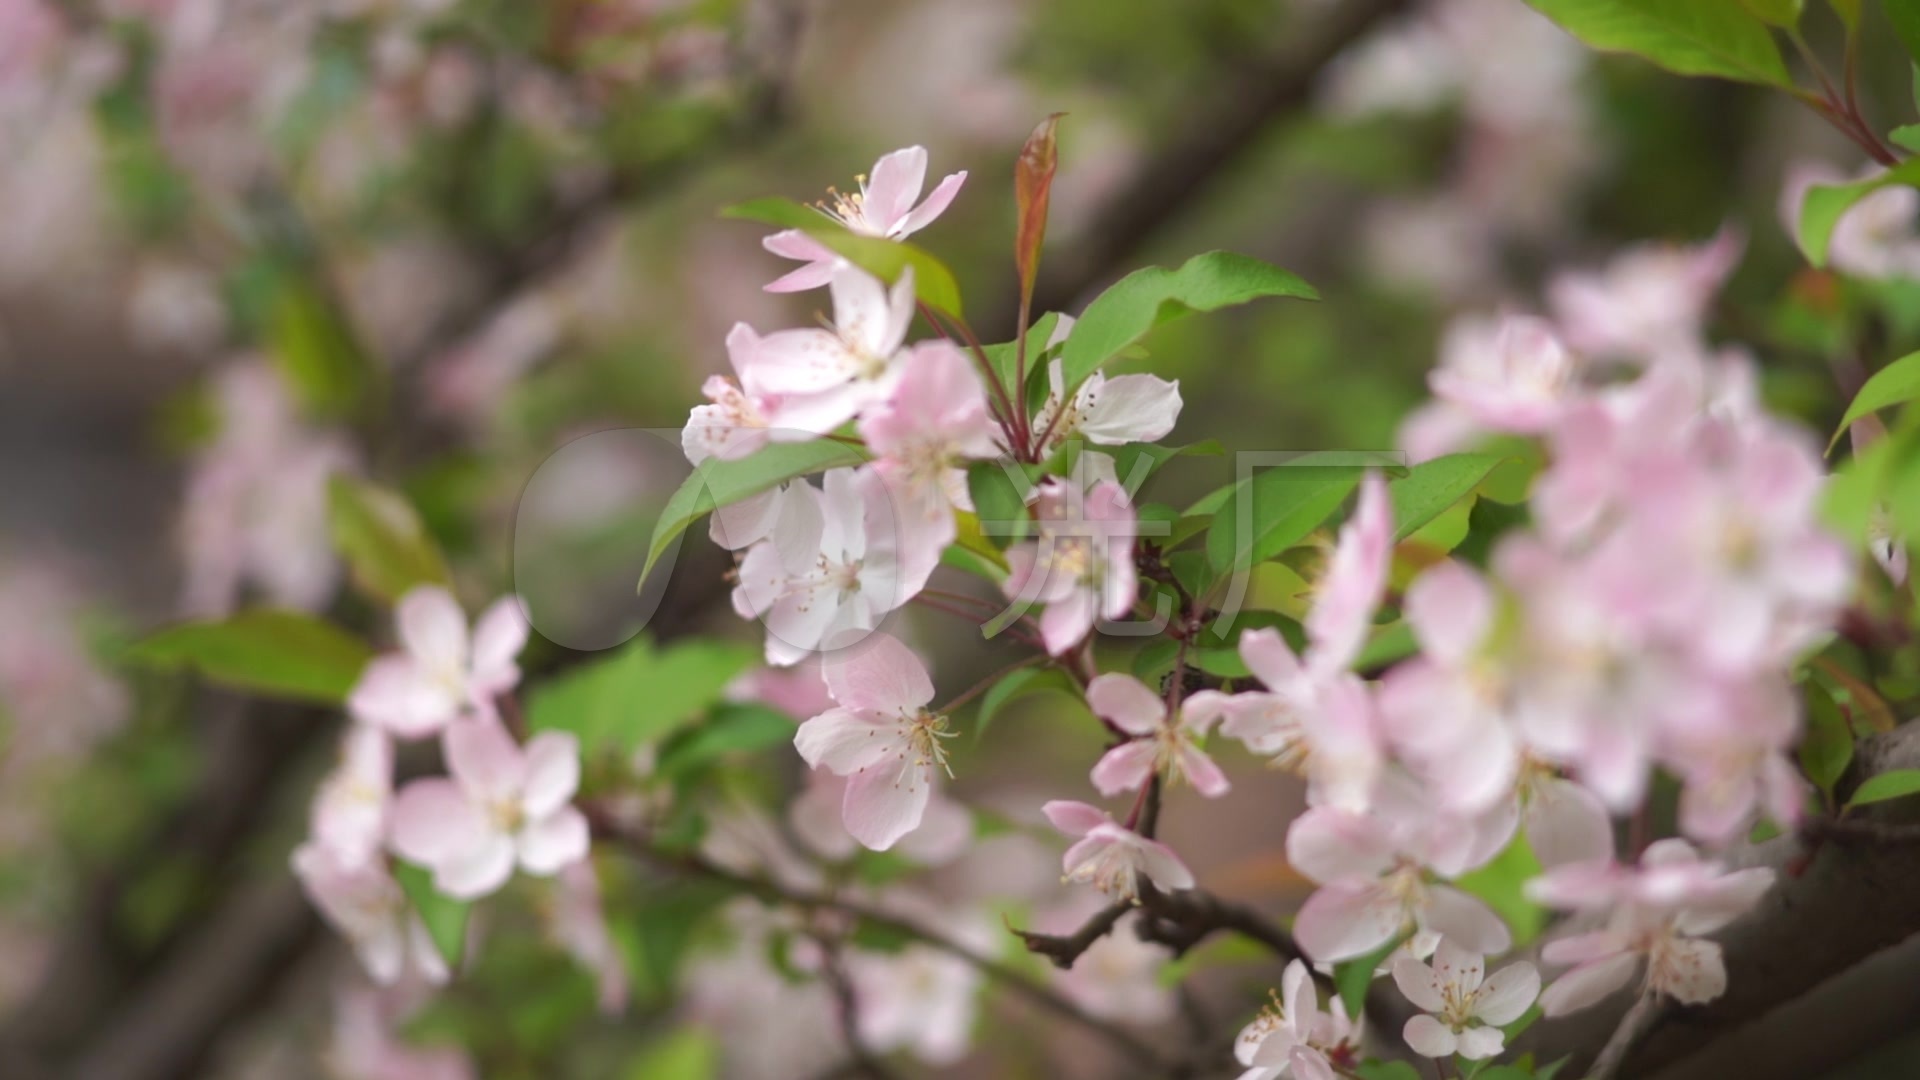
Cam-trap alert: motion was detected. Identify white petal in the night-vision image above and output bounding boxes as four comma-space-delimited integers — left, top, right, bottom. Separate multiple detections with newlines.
1391, 954, 1446, 1013
517, 806, 590, 875
1539, 953, 1638, 1017
434, 832, 517, 900
1403, 1014, 1458, 1058
1421, 886, 1511, 955
397, 586, 470, 673
520, 731, 581, 818
794, 708, 896, 774
1456, 1024, 1506, 1061
1076, 374, 1181, 445
1473, 961, 1540, 1025
1086, 673, 1166, 735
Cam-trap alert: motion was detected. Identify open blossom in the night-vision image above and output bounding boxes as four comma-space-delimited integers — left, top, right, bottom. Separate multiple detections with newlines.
1528, 839, 1774, 1015
762, 145, 967, 292
309, 724, 394, 866
732, 467, 908, 666
1399, 314, 1582, 461
1207, 475, 1390, 810
1393, 939, 1538, 1060
1086, 673, 1229, 798
1031, 357, 1183, 452
1234, 959, 1364, 1080
860, 339, 1003, 593
389, 722, 590, 900
348, 587, 529, 739
1546, 226, 1742, 362
792, 631, 953, 851
1002, 478, 1138, 655
742, 262, 915, 436
1286, 774, 1515, 963
292, 843, 449, 987
846, 930, 987, 1066
1043, 799, 1194, 902
683, 324, 781, 464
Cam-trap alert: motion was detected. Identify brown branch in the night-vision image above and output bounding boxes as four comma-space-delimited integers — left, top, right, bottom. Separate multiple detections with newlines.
1012, 901, 1131, 969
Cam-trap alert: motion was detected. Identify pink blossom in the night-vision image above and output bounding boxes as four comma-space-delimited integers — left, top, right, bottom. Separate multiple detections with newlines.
1393, 939, 1538, 1060
845, 936, 984, 1065
682, 324, 782, 463
548, 861, 628, 1015
1085, 673, 1229, 798
309, 724, 395, 866
1234, 959, 1364, 1080
742, 263, 915, 436
1780, 161, 1920, 280
762, 146, 967, 292
732, 468, 909, 665
389, 721, 589, 899
1660, 677, 1805, 846
348, 588, 529, 739
861, 340, 1003, 592
726, 656, 834, 719
1031, 357, 1183, 453
1546, 226, 1742, 362
1286, 775, 1515, 963
291, 843, 449, 987
1043, 799, 1194, 902
1001, 479, 1139, 655
1529, 839, 1774, 1015
792, 631, 952, 851
1038, 901, 1176, 1023
1400, 314, 1582, 460
0, 0, 64, 91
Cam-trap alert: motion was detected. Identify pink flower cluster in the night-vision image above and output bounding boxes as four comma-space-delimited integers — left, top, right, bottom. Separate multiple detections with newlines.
293, 586, 593, 989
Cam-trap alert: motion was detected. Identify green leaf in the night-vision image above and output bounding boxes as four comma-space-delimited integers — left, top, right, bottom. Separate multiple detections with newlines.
1798, 160, 1920, 269
967, 460, 1033, 549
526, 637, 755, 757
1824, 0, 1860, 32
1055, 251, 1316, 392
1353, 621, 1418, 670
1388, 453, 1509, 541
268, 280, 377, 419
1206, 463, 1363, 573
1800, 680, 1855, 802
624, 1027, 717, 1080
327, 477, 454, 605
395, 862, 469, 971
1890, 1, 1920, 65
1738, 0, 1801, 26
1831, 350, 1920, 450
640, 440, 867, 589
1522, 0, 1794, 87
1892, 124, 1920, 155
1333, 933, 1406, 1018
975, 666, 1071, 742
1847, 767, 1920, 808
1454, 836, 1543, 945
982, 312, 1063, 392
655, 702, 798, 780
125, 609, 372, 704
722, 197, 964, 315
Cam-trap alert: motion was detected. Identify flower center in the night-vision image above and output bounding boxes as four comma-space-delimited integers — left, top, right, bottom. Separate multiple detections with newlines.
904, 708, 956, 778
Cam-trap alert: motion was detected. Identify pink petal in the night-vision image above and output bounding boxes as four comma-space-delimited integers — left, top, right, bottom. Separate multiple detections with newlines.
1039, 585, 1097, 655
520, 731, 581, 818
349, 656, 459, 739
763, 228, 837, 261
1403, 1014, 1457, 1058
434, 831, 517, 900
388, 778, 489, 866
1178, 744, 1230, 798
841, 754, 934, 851
397, 586, 469, 673
1042, 799, 1113, 838
764, 258, 839, 293
443, 719, 527, 802
1239, 628, 1306, 694
794, 708, 895, 774
1284, 807, 1396, 884
1539, 953, 1639, 1017
863, 146, 929, 234
1404, 560, 1491, 665
1307, 472, 1391, 671
517, 806, 589, 875
469, 596, 528, 694
1090, 740, 1159, 797
824, 630, 933, 714
1086, 673, 1166, 735
1135, 835, 1196, 891
896, 170, 966, 236
1421, 885, 1511, 955
1294, 880, 1404, 963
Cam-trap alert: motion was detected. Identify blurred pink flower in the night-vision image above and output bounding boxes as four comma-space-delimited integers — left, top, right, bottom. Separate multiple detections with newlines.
1002, 478, 1138, 655
1547, 226, 1742, 362
548, 860, 628, 1015
1043, 799, 1193, 902
349, 588, 528, 739
309, 724, 395, 867
328, 985, 473, 1080
1234, 958, 1364, 1080
292, 843, 449, 987
389, 721, 589, 899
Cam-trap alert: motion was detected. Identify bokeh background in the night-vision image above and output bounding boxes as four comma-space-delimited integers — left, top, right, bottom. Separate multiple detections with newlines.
3, 0, 1918, 1077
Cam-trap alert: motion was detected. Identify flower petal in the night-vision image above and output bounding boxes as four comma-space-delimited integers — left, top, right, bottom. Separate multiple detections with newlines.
794, 708, 896, 774
896, 170, 967, 236
1421, 885, 1511, 955
1472, 961, 1540, 1025
824, 631, 934, 714
1086, 673, 1165, 735
520, 731, 581, 818
1391, 954, 1446, 1013
863, 146, 929, 234
434, 832, 517, 900
1403, 1014, 1458, 1059
1042, 799, 1112, 838
517, 806, 590, 875
388, 778, 489, 866
841, 754, 934, 851
397, 586, 470, 673
1294, 880, 1404, 963
1090, 740, 1159, 797
1539, 953, 1639, 1017
443, 718, 527, 802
